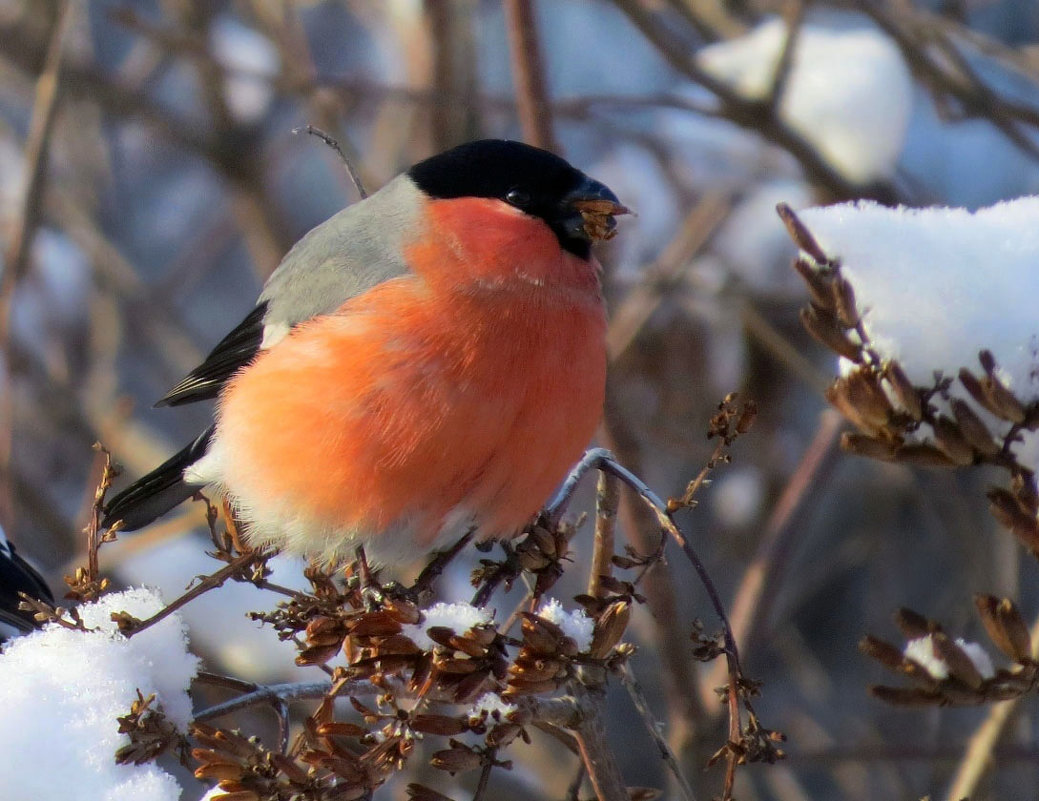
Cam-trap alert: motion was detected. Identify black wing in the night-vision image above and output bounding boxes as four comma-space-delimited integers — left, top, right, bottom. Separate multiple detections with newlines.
0, 536, 53, 635
102, 426, 215, 531
155, 302, 269, 407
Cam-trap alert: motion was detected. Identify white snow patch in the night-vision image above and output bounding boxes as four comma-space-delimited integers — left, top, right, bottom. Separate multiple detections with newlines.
798, 197, 1039, 471
536, 598, 594, 653
698, 17, 912, 182
403, 602, 494, 651
0, 588, 198, 801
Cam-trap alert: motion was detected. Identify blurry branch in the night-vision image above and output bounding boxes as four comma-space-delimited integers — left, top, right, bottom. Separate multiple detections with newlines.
610, 0, 899, 203
861, 4, 1039, 162
504, 0, 558, 151
606, 193, 731, 361
0, 0, 75, 531
945, 605, 1039, 801
703, 408, 844, 702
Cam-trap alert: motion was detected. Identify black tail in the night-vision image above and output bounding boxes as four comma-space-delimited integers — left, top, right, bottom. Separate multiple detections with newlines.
0, 532, 53, 635
103, 427, 214, 531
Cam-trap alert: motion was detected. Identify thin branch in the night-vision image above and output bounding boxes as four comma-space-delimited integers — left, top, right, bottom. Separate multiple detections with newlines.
0, 0, 75, 530
588, 471, 619, 600
123, 549, 271, 638
945, 605, 1039, 800
702, 409, 844, 704
292, 124, 369, 199
503, 0, 558, 151
621, 665, 698, 801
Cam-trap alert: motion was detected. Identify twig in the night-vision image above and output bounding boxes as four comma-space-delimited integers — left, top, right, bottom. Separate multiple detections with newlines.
123, 549, 271, 637
764, 0, 805, 109
621, 665, 698, 801
0, 0, 75, 530
193, 680, 337, 722
588, 471, 619, 599
572, 687, 630, 801
703, 409, 844, 704
945, 606, 1039, 800
292, 124, 369, 199
503, 0, 558, 151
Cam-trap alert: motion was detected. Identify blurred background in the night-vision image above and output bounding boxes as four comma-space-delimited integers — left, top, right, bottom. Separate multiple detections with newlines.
4, 1, 1039, 799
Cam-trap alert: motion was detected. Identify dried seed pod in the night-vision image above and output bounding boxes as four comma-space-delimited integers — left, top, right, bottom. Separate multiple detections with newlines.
894, 608, 933, 639
777, 203, 833, 265
383, 598, 422, 625
932, 632, 983, 689
486, 722, 524, 747
987, 487, 1039, 551
348, 612, 403, 637
859, 635, 906, 670
792, 258, 836, 310
315, 721, 369, 738
931, 415, 975, 466
975, 594, 1032, 662
407, 783, 457, 801
801, 306, 862, 362
503, 677, 563, 697
868, 686, 943, 706
590, 600, 631, 658
893, 443, 957, 468
883, 362, 923, 421
430, 745, 482, 774
950, 398, 1000, 456
193, 762, 245, 782
1011, 473, 1039, 514
840, 432, 898, 461
832, 276, 860, 328
959, 368, 999, 416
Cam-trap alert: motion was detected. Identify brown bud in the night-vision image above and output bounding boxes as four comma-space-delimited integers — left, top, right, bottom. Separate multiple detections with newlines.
987, 487, 1039, 551
348, 612, 403, 637
883, 362, 923, 421
832, 276, 860, 328
975, 594, 1032, 662
383, 598, 422, 625
868, 686, 942, 706
430, 746, 482, 774
950, 398, 1000, 456
859, 635, 906, 670
486, 722, 524, 747
777, 203, 833, 265
931, 415, 975, 466
894, 608, 933, 639
893, 443, 957, 468
193, 762, 244, 782
590, 600, 631, 658
801, 307, 862, 362
315, 721, 369, 738
792, 258, 835, 310
841, 432, 898, 461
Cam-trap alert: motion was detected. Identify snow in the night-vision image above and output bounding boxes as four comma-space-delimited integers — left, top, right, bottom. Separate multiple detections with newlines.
903, 634, 995, 681
0, 588, 199, 801
468, 693, 518, 722
798, 198, 1039, 470
403, 602, 494, 651
536, 598, 593, 653
698, 17, 913, 183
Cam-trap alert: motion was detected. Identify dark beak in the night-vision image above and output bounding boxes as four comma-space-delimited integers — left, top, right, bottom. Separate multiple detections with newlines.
560, 177, 631, 242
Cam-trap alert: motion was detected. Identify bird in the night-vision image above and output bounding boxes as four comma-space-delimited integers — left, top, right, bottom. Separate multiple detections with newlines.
102, 139, 628, 567
0, 524, 53, 641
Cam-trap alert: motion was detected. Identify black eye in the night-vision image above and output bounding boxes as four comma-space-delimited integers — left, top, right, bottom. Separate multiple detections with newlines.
505, 187, 531, 208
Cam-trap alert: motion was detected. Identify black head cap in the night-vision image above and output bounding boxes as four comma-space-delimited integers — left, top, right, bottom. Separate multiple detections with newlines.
407, 139, 625, 259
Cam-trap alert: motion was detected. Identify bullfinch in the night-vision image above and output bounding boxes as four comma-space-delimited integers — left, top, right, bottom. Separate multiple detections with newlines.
0, 525, 53, 640
102, 139, 628, 566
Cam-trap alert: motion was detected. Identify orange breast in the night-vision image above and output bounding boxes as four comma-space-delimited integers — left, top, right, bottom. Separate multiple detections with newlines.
214, 197, 606, 557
